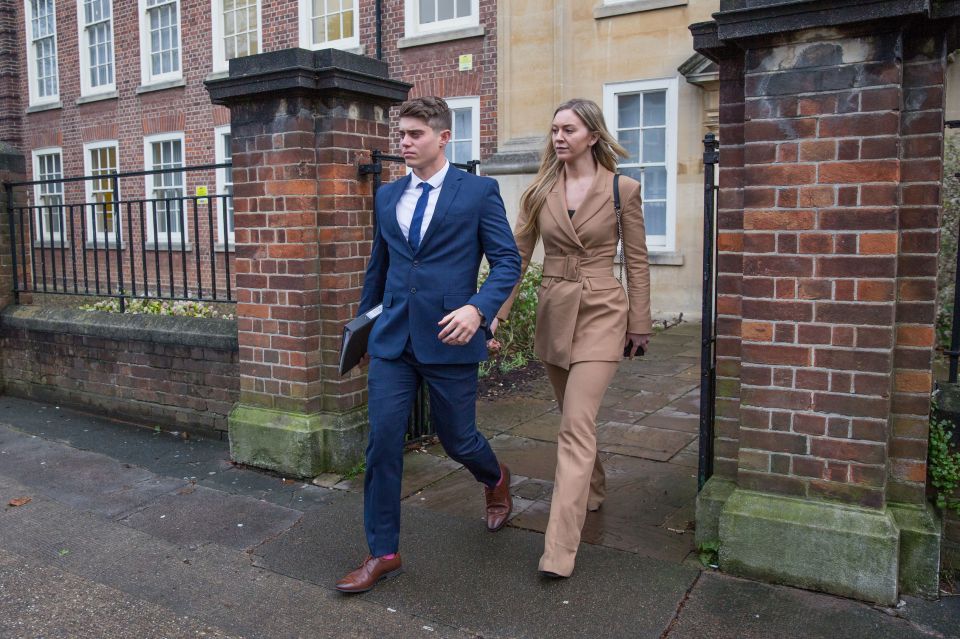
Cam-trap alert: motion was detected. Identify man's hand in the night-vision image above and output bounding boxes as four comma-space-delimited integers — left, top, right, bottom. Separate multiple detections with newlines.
438, 305, 483, 345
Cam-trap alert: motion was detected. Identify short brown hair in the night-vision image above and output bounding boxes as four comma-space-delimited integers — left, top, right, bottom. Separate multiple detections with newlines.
398, 96, 452, 132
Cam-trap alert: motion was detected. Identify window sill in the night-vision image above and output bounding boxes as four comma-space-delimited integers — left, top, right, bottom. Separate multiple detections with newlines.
146, 242, 193, 252
214, 243, 235, 253
648, 251, 684, 266
397, 25, 485, 49
33, 240, 70, 249
76, 90, 119, 105
136, 78, 186, 95
26, 101, 62, 113
206, 70, 229, 82
594, 0, 687, 20
84, 241, 124, 250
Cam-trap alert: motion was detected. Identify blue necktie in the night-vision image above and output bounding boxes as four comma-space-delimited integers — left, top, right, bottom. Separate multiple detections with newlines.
408, 182, 432, 251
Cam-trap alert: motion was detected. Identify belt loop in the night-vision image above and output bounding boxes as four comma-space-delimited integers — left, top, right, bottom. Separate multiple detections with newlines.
564, 255, 581, 282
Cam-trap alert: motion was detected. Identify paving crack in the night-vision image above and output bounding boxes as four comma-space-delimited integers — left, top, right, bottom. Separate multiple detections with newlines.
659, 568, 703, 638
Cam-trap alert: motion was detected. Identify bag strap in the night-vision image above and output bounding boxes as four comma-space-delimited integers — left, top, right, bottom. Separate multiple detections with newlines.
614, 173, 626, 289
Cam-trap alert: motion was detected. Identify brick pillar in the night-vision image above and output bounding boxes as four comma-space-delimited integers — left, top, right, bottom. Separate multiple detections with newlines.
692, 0, 960, 604
206, 49, 410, 477
0, 144, 26, 393
0, 0, 22, 149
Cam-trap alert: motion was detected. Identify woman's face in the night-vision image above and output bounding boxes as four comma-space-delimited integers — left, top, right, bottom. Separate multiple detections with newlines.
551, 109, 598, 165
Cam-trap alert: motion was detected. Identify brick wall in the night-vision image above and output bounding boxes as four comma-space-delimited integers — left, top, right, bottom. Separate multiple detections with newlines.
0, 0, 22, 148
709, 25, 950, 510
1, 306, 239, 434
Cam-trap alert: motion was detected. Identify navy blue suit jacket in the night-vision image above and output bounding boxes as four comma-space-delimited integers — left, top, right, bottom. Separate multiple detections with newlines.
358, 166, 521, 365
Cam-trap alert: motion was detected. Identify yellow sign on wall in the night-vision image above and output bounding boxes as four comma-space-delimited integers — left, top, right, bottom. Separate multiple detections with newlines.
459, 54, 473, 71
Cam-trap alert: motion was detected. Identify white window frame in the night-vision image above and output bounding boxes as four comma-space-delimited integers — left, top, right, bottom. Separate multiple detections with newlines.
444, 96, 480, 166
404, 0, 479, 38
31, 147, 65, 243
211, 0, 262, 73
138, 0, 183, 86
24, 0, 60, 107
143, 132, 187, 245
603, 77, 679, 253
214, 125, 234, 247
76, 0, 117, 97
82, 140, 120, 244
298, 0, 359, 50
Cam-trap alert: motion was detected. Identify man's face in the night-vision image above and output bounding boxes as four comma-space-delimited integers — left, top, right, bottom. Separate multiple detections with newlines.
398, 116, 450, 172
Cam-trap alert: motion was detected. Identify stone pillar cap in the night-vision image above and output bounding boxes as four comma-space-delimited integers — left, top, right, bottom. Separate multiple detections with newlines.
205, 48, 412, 105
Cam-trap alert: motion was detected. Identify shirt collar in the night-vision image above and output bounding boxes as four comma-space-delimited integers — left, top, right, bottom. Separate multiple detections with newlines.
410, 161, 450, 190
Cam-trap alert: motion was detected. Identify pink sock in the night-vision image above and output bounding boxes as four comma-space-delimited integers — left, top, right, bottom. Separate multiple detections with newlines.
495, 470, 505, 487
380, 553, 397, 560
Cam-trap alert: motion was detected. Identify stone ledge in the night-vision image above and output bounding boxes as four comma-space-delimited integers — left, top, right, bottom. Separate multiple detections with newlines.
888, 502, 942, 599
0, 305, 238, 351
594, 0, 687, 20
719, 489, 900, 604
397, 25, 485, 49
136, 78, 187, 95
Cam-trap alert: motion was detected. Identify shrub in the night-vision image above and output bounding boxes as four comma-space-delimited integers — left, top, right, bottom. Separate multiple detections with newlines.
478, 262, 542, 376
79, 297, 234, 319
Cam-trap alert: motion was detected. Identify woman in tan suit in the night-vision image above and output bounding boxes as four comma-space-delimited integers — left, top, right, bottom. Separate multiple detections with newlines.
493, 98, 652, 577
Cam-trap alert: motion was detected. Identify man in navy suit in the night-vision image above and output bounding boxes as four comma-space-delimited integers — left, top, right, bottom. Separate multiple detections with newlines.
336, 97, 521, 593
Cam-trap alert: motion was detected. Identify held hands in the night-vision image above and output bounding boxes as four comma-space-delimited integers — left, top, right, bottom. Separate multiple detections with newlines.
623, 332, 651, 359
438, 304, 483, 345
486, 317, 502, 352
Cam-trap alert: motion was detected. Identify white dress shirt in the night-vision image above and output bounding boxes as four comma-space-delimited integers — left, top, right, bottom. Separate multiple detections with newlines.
396, 161, 449, 242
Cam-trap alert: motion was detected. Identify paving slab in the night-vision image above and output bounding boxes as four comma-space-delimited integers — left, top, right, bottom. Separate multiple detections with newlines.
253, 491, 701, 639
596, 421, 696, 461
610, 373, 699, 396
488, 433, 563, 481
669, 390, 701, 415
476, 397, 556, 437
617, 391, 676, 414
0, 548, 238, 639
334, 446, 463, 498
505, 411, 562, 442
120, 484, 304, 551
637, 409, 701, 434
0, 477, 473, 639
667, 571, 948, 639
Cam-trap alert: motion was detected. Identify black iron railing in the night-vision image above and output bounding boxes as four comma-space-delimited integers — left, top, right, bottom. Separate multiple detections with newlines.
5, 163, 234, 310
357, 151, 480, 444
699, 132, 719, 491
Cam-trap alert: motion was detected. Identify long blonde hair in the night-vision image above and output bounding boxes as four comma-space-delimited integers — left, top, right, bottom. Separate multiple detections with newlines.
516, 99, 627, 238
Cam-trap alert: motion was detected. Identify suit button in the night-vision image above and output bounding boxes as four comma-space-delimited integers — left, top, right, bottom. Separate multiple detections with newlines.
410, 288, 416, 294
413, 260, 420, 267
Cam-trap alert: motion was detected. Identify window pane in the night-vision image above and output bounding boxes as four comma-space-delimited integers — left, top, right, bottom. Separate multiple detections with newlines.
643, 166, 667, 200
437, 0, 454, 21
618, 94, 640, 129
326, 13, 341, 41
643, 91, 666, 127
618, 129, 639, 164
419, 0, 435, 24
456, 0, 470, 17
454, 108, 471, 137
643, 201, 666, 237
454, 142, 470, 164
642, 128, 665, 163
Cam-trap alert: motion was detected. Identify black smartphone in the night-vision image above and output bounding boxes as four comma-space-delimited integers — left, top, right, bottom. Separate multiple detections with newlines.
624, 343, 646, 358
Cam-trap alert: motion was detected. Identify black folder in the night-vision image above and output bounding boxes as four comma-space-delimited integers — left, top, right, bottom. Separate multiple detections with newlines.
338, 304, 383, 375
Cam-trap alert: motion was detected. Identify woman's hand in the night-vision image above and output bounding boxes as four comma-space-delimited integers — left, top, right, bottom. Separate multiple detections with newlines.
623, 332, 651, 358
487, 318, 502, 352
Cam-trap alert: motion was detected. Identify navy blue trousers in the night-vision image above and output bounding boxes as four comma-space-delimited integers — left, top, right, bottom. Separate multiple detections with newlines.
364, 343, 501, 556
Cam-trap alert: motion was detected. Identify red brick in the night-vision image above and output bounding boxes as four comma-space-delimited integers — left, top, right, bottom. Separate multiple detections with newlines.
818, 161, 899, 184
799, 140, 837, 162
742, 343, 810, 366
809, 438, 886, 464
740, 429, 808, 455
745, 165, 817, 186
797, 323, 831, 344
818, 112, 900, 137
744, 210, 815, 230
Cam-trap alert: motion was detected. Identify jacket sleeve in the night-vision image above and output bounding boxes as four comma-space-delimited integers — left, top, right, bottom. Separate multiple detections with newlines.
470, 178, 521, 322
622, 179, 653, 334
495, 200, 539, 321
358, 189, 389, 315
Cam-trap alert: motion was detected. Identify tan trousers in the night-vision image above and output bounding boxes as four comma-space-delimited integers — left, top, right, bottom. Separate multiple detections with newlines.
540, 360, 619, 576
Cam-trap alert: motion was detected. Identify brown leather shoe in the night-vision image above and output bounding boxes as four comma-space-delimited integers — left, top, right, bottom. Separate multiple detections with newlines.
484, 463, 512, 532
335, 554, 403, 593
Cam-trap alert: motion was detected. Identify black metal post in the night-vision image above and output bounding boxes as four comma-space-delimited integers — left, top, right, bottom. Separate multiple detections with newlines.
698, 132, 719, 491
951, 172, 960, 383
112, 173, 124, 312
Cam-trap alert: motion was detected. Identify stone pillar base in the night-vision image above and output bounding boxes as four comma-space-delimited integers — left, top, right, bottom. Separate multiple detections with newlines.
889, 503, 942, 599
719, 489, 900, 604
228, 404, 368, 478
694, 476, 736, 547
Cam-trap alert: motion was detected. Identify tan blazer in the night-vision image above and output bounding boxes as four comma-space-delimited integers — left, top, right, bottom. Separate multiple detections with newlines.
497, 166, 652, 369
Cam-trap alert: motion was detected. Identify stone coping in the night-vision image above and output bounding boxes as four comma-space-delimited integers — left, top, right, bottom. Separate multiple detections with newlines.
0, 305, 238, 351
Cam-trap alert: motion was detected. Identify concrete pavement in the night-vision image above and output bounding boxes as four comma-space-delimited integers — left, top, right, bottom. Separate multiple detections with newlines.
1, 394, 957, 638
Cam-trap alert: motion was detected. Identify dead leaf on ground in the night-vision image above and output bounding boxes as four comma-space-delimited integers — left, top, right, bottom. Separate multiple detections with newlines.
177, 486, 196, 496
281, 479, 297, 485
8, 497, 32, 507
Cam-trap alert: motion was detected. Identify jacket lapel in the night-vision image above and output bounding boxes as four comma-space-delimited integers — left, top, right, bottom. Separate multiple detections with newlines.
572, 166, 612, 233
546, 171, 584, 249
415, 165, 462, 254
381, 174, 413, 256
